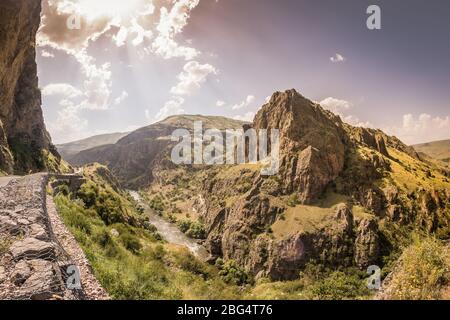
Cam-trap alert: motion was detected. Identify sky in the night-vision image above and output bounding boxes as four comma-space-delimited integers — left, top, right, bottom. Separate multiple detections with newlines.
36, 0, 450, 144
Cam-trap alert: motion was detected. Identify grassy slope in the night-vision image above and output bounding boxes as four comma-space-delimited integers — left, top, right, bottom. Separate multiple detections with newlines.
385, 147, 450, 192
53, 164, 239, 300
413, 139, 450, 163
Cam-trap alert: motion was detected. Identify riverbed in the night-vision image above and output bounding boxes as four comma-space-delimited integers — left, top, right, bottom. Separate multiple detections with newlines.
128, 190, 209, 261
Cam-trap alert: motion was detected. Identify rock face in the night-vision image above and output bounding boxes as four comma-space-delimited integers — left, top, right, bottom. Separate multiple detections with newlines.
253, 90, 346, 203
0, 0, 58, 174
182, 90, 448, 280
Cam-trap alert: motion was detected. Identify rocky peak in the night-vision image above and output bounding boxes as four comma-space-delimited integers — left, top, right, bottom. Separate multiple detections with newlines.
253, 89, 346, 203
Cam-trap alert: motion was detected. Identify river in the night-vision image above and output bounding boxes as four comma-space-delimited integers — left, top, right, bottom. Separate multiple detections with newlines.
128, 190, 209, 261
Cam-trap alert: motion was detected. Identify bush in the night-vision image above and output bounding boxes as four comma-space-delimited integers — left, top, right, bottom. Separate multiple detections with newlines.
53, 184, 70, 196
217, 259, 249, 286
120, 233, 142, 254
173, 249, 209, 278
306, 271, 369, 300
0, 237, 11, 256
386, 237, 449, 299
149, 196, 165, 213
77, 181, 125, 225
178, 220, 206, 239
287, 193, 300, 207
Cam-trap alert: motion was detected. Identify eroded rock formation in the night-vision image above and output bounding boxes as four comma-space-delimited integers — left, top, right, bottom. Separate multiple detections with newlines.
0, 0, 58, 174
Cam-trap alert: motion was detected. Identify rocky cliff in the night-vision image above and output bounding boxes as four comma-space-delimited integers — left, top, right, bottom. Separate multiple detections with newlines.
0, 0, 59, 174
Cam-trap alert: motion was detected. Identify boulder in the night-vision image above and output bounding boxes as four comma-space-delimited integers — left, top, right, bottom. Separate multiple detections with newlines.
29, 224, 47, 241
9, 238, 56, 261
0, 216, 20, 235
20, 260, 58, 300
11, 260, 31, 285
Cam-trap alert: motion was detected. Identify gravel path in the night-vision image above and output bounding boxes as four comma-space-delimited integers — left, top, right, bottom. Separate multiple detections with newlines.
46, 196, 109, 300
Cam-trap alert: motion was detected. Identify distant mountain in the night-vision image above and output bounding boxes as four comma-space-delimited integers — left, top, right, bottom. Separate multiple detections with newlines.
56, 132, 130, 163
68, 115, 248, 187
413, 139, 450, 164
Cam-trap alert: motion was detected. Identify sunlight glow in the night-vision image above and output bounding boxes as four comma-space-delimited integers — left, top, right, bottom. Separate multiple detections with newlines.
76, 0, 153, 21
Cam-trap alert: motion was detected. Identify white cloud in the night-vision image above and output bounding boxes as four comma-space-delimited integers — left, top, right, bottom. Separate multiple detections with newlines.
114, 91, 129, 105
231, 95, 255, 110
171, 61, 217, 95
233, 112, 255, 122
330, 53, 346, 63
37, 0, 206, 142
42, 83, 82, 98
216, 100, 225, 107
41, 50, 55, 58
152, 0, 200, 60
148, 97, 186, 123
385, 113, 450, 145
47, 100, 88, 144
320, 97, 373, 128
319, 97, 352, 114
38, 0, 156, 53
74, 51, 112, 110
341, 115, 374, 128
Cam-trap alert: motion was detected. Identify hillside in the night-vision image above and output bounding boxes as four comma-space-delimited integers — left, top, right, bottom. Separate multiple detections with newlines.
133, 89, 449, 292
56, 132, 130, 163
69, 115, 248, 187
413, 139, 450, 164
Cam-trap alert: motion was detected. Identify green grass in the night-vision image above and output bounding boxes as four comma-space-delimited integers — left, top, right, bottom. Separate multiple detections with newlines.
413, 139, 450, 163
246, 264, 371, 300
54, 194, 240, 299
386, 148, 450, 192
382, 236, 449, 300
272, 191, 372, 239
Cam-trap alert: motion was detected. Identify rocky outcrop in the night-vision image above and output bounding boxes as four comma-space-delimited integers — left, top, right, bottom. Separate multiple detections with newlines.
253, 90, 346, 203
242, 204, 381, 281
0, 0, 58, 174
354, 219, 380, 268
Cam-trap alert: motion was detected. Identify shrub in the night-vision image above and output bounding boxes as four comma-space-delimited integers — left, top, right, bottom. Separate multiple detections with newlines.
0, 237, 11, 256
77, 181, 125, 225
77, 181, 98, 208
178, 220, 191, 233
173, 249, 209, 278
386, 237, 449, 299
120, 233, 142, 254
178, 219, 206, 239
306, 271, 369, 300
217, 259, 249, 286
287, 193, 300, 207
149, 196, 165, 213
53, 184, 70, 196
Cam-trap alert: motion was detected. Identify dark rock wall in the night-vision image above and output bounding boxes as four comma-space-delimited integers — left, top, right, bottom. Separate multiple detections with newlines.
0, 0, 56, 174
